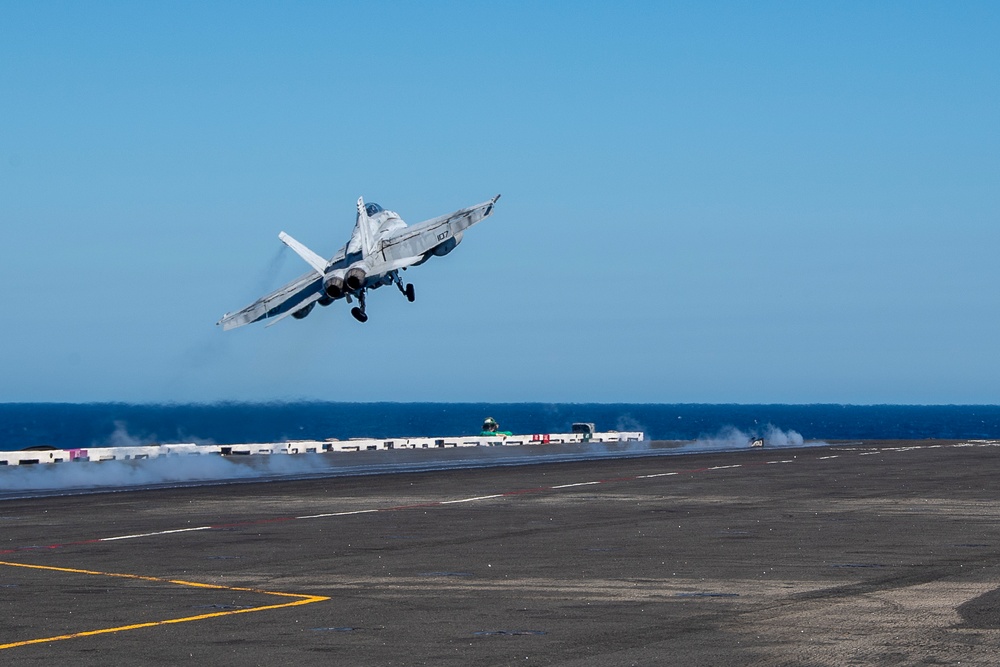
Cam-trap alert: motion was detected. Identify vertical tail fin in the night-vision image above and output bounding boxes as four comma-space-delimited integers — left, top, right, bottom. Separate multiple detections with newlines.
356, 197, 376, 258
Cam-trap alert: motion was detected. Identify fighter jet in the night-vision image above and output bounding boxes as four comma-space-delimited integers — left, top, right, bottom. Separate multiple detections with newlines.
217, 194, 500, 330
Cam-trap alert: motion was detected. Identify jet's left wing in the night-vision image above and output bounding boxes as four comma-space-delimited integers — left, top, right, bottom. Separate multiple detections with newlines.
217, 270, 324, 331
376, 194, 500, 269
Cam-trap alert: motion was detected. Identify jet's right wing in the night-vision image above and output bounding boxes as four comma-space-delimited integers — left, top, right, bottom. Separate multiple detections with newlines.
217, 270, 324, 331
377, 194, 500, 269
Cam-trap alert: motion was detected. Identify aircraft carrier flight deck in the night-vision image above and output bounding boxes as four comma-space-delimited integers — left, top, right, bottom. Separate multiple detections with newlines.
3, 440, 1000, 665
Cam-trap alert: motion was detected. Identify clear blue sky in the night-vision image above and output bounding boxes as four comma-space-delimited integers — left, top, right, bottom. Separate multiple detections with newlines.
1, 2, 997, 404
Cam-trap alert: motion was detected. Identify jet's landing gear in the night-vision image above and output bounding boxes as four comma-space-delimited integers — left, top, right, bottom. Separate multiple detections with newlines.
394, 273, 416, 303
350, 290, 368, 323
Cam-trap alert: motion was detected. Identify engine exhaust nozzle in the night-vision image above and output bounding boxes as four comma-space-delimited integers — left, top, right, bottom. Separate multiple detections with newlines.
324, 275, 345, 299
345, 267, 367, 291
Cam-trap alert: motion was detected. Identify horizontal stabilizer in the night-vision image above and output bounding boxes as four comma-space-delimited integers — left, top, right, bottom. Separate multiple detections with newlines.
279, 231, 327, 275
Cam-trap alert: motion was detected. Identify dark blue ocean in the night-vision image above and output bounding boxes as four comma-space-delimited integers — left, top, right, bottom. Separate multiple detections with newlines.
1, 403, 999, 452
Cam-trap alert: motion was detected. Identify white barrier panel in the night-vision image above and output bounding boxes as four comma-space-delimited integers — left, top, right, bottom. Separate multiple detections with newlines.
0, 432, 645, 466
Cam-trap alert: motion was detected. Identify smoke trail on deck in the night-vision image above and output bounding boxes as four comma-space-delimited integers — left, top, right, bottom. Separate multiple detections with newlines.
683, 424, 810, 451
0, 424, 826, 498
0, 453, 328, 493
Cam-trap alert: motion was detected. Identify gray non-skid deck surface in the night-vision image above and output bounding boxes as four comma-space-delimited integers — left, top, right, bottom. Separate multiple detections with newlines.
2, 441, 999, 665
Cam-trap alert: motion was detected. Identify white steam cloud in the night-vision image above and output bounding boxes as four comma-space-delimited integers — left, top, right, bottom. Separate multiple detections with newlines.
100, 421, 215, 448
683, 424, 810, 452
0, 423, 824, 497
0, 452, 330, 494
0, 423, 315, 495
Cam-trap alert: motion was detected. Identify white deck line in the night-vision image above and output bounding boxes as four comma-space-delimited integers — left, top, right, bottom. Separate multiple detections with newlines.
296, 509, 380, 519
100, 527, 214, 541
440, 494, 505, 504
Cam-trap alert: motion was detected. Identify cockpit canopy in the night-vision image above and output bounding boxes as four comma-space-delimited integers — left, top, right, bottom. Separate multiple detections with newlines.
365, 203, 384, 217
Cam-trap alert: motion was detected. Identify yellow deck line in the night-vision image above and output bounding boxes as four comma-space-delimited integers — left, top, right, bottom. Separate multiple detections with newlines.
0, 560, 329, 650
